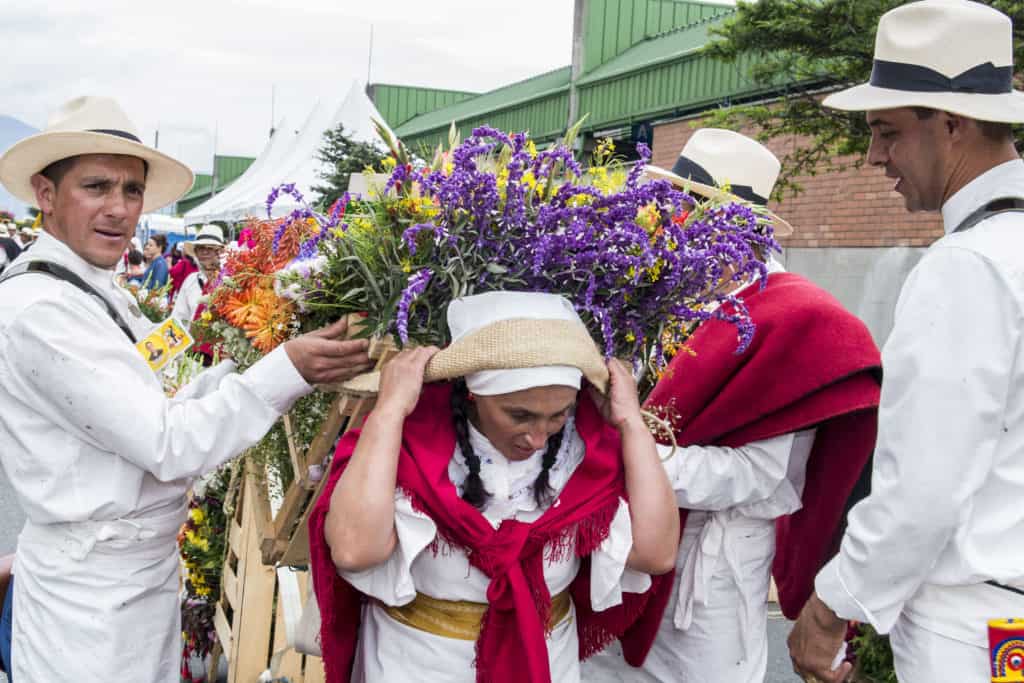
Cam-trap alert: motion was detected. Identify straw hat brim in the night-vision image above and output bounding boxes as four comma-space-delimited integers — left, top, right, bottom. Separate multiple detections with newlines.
341, 318, 610, 397
183, 238, 225, 259
0, 130, 195, 213
823, 84, 1024, 124
643, 165, 793, 238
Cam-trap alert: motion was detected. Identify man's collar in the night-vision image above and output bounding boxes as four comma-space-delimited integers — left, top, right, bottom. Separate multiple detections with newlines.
941, 159, 1024, 235
29, 231, 119, 293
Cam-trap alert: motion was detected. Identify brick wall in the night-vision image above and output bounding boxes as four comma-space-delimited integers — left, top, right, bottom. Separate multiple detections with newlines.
651, 119, 944, 248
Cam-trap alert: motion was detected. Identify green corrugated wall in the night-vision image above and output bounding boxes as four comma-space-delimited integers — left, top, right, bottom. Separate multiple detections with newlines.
578, 51, 763, 130
400, 91, 570, 153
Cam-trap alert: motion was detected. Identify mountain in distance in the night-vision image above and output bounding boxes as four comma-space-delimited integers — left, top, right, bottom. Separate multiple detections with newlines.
0, 114, 40, 219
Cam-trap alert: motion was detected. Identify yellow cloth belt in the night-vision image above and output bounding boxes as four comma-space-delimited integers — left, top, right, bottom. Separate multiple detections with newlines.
381, 590, 573, 641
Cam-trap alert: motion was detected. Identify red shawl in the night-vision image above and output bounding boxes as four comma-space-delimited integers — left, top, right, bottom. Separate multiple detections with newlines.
308, 384, 655, 683
621, 272, 881, 663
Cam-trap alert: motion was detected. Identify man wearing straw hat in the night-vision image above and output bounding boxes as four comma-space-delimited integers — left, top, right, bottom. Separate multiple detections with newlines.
0, 96, 372, 681
588, 130, 882, 682
788, 2, 1024, 682
172, 224, 224, 322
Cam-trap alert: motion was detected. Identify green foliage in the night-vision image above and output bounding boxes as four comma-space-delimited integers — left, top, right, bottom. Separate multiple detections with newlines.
312, 123, 389, 207
850, 624, 898, 683
247, 389, 334, 499
704, 0, 1024, 199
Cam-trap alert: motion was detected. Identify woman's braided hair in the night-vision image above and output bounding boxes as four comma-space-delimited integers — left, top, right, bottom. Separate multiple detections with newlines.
450, 379, 566, 509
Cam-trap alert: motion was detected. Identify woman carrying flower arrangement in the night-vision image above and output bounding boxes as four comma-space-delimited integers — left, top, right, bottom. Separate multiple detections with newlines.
308, 291, 680, 683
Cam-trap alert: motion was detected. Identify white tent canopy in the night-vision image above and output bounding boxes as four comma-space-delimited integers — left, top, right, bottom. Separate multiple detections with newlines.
181, 113, 299, 226
138, 213, 187, 234
183, 81, 393, 225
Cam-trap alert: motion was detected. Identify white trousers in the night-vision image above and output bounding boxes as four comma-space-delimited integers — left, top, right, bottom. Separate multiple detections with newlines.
890, 617, 989, 683
584, 514, 775, 683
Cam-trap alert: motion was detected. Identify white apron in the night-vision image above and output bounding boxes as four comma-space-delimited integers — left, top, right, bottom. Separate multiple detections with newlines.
11, 500, 187, 682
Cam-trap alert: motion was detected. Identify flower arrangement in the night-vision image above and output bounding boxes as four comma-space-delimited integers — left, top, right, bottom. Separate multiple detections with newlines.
192, 213, 322, 367
179, 465, 231, 682
274, 121, 778, 390
123, 281, 172, 323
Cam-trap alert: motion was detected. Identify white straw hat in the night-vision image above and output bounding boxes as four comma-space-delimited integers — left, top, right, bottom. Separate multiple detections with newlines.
183, 224, 226, 259
823, 0, 1024, 123
643, 128, 793, 237
0, 96, 195, 212
341, 292, 609, 397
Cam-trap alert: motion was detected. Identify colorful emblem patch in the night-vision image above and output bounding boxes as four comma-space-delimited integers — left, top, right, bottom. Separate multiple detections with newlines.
991, 619, 1024, 682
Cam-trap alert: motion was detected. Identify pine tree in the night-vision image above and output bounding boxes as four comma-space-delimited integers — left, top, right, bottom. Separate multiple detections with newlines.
312, 124, 388, 207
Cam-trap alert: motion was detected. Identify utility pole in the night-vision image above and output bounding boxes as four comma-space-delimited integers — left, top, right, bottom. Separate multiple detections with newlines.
270, 84, 276, 138
367, 24, 374, 86
154, 128, 159, 149
211, 123, 219, 197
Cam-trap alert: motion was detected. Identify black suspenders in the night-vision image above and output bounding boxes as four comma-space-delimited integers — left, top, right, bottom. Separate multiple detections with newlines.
0, 260, 138, 343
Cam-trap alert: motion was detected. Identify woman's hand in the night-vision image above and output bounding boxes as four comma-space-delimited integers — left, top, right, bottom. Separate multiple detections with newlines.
589, 358, 645, 432
376, 346, 440, 418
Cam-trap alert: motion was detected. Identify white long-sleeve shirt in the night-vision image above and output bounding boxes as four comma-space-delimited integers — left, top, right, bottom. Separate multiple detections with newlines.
0, 231, 311, 681
816, 159, 1024, 646
0, 231, 311, 522
170, 270, 210, 326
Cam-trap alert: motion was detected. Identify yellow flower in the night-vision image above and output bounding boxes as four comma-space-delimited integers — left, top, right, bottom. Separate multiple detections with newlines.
521, 170, 537, 191
526, 140, 538, 158
189, 508, 205, 525
200, 310, 213, 322
381, 156, 397, 172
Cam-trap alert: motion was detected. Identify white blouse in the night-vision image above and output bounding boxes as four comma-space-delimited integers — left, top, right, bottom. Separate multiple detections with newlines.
339, 415, 651, 683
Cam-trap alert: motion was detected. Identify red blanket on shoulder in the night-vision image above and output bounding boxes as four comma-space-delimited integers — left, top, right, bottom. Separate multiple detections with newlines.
621, 272, 882, 663
308, 384, 656, 683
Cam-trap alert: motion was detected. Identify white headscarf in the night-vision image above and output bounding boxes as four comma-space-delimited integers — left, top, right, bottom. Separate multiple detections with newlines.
447, 291, 585, 396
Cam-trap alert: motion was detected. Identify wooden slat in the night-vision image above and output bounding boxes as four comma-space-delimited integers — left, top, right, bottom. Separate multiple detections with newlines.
213, 603, 233, 659
281, 413, 306, 488
229, 519, 243, 559
227, 466, 278, 683
278, 471, 332, 566
221, 565, 239, 609
304, 657, 327, 683
262, 483, 313, 565
301, 394, 348, 477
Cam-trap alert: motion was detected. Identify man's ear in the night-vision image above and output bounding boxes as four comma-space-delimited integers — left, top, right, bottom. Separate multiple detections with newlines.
943, 112, 967, 141
30, 173, 57, 216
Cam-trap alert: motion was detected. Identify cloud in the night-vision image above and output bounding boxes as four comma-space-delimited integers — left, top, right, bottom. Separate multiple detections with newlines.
1, 0, 573, 171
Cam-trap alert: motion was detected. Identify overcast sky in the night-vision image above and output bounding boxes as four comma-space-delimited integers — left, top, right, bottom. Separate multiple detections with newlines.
2, 0, 575, 173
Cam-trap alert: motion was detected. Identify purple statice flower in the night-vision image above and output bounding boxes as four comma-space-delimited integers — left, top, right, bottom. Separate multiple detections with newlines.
395, 269, 432, 344
265, 182, 304, 218
402, 223, 438, 255
325, 193, 351, 229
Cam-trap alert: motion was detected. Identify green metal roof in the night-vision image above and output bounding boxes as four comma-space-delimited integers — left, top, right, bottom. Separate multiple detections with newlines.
581, 0, 736, 75
214, 155, 255, 186
576, 19, 768, 131
394, 66, 572, 141
577, 17, 718, 85
176, 173, 213, 203
369, 84, 479, 128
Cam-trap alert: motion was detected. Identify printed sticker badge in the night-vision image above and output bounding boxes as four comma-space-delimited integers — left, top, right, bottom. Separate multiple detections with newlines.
991, 619, 1024, 683
136, 318, 193, 372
